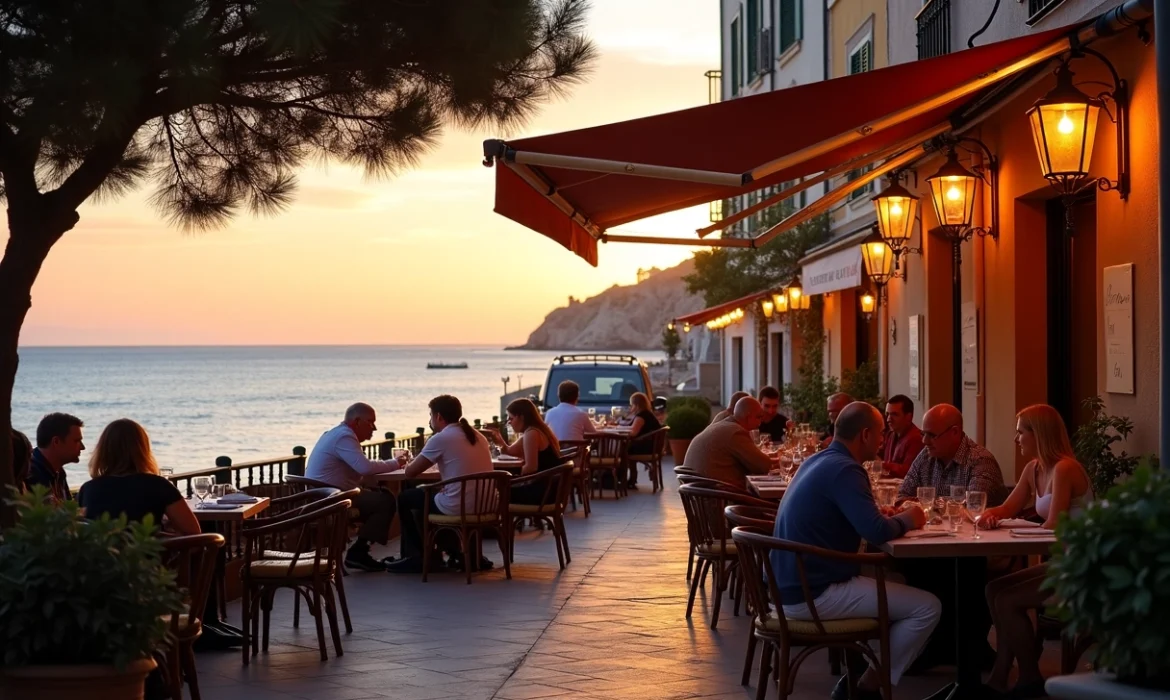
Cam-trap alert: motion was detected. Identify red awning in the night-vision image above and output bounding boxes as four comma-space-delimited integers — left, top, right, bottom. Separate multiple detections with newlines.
488, 24, 1079, 265
676, 289, 775, 326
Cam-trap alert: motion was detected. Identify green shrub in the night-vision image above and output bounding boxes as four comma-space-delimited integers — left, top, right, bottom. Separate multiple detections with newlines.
1045, 461, 1170, 684
1073, 396, 1140, 497
665, 406, 710, 441
0, 487, 183, 669
665, 395, 711, 420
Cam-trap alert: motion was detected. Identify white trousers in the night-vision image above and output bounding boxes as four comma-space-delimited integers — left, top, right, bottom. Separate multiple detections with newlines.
782, 576, 941, 684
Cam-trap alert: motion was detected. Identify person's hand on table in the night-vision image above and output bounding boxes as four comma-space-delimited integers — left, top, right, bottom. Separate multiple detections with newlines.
902, 504, 927, 530
979, 507, 1004, 529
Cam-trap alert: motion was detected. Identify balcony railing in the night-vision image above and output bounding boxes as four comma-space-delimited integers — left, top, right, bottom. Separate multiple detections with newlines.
916, 0, 951, 60
1026, 0, 1066, 25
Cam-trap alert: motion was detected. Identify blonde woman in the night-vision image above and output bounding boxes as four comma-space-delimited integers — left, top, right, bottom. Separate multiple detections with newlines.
980, 404, 1093, 698
77, 419, 200, 535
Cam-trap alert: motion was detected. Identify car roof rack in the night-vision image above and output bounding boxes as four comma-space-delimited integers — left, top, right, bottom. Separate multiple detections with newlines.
553, 354, 639, 365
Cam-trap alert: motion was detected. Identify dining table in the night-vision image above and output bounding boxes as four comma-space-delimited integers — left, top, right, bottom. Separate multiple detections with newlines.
878, 525, 1058, 700
190, 495, 271, 650
746, 475, 788, 500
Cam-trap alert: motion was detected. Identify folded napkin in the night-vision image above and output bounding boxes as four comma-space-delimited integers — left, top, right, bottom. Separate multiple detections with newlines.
1010, 528, 1055, 537
998, 518, 1041, 529
903, 530, 955, 539
198, 502, 241, 510
218, 492, 259, 504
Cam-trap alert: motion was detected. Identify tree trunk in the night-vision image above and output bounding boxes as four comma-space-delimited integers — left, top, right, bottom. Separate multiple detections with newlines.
0, 198, 78, 527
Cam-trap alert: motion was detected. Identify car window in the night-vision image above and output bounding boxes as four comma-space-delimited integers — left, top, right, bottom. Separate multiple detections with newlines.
545, 366, 647, 408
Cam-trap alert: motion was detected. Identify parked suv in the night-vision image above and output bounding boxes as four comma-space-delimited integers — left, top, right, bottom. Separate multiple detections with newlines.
539, 354, 654, 416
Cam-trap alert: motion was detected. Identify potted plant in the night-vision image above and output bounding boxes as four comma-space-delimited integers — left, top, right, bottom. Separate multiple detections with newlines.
0, 488, 183, 699
665, 405, 710, 466
1072, 396, 1140, 497
1044, 460, 1170, 697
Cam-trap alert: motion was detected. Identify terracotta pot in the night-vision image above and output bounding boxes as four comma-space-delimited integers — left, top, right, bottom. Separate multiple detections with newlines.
669, 439, 692, 466
0, 657, 156, 700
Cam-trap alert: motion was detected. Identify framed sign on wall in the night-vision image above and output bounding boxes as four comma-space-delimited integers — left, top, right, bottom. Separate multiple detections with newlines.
1103, 263, 1134, 395
908, 315, 922, 402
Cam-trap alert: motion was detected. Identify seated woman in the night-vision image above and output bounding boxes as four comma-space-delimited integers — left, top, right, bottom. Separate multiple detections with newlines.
77, 419, 200, 535
622, 392, 663, 488
980, 404, 1093, 698
488, 398, 562, 506
11, 429, 32, 494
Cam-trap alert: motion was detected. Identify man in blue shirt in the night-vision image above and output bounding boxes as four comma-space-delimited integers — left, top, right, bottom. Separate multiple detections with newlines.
772, 402, 940, 699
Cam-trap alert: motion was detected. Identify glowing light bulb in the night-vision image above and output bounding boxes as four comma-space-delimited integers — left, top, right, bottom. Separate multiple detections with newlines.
1058, 112, 1075, 134
890, 201, 903, 216
946, 186, 961, 201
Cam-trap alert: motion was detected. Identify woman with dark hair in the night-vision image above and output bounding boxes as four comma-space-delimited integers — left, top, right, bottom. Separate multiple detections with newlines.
389, 395, 496, 573
10, 429, 32, 493
621, 392, 663, 488
77, 419, 200, 535
487, 398, 562, 505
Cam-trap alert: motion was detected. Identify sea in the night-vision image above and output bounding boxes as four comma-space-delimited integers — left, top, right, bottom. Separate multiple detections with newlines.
12, 345, 665, 485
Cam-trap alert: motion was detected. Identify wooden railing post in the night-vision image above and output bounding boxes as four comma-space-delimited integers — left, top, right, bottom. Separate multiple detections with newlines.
377, 431, 394, 460
414, 427, 426, 453
474, 418, 482, 429
288, 446, 306, 476
214, 456, 233, 486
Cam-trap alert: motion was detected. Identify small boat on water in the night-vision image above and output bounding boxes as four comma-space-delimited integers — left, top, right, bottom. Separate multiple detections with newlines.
427, 362, 469, 370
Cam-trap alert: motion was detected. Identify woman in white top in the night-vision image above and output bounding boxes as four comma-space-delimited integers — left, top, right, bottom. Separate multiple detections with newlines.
980, 404, 1093, 698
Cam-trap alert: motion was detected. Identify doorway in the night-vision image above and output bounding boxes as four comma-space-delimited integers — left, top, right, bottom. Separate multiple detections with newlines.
770, 332, 785, 395
731, 336, 744, 392
1046, 193, 1097, 432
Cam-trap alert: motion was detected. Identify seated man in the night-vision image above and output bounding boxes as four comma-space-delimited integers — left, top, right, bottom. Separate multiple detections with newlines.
820, 392, 854, 449
757, 386, 789, 443
543, 380, 593, 442
710, 390, 751, 424
881, 394, 924, 478
27, 412, 85, 503
305, 402, 403, 572
388, 394, 496, 574
896, 403, 1004, 671
773, 402, 938, 700
684, 397, 772, 488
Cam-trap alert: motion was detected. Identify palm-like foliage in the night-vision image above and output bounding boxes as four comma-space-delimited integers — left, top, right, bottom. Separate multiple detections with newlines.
0, 0, 596, 517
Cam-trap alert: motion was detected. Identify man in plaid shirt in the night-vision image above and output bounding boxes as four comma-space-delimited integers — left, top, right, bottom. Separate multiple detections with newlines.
896, 403, 1005, 673
897, 404, 1005, 505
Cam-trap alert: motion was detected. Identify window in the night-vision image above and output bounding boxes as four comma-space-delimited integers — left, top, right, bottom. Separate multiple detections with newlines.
730, 16, 741, 96
746, 0, 760, 78
849, 39, 873, 76
1027, 0, 1066, 24
709, 199, 724, 223
847, 166, 874, 200
544, 367, 647, 408
778, 0, 802, 54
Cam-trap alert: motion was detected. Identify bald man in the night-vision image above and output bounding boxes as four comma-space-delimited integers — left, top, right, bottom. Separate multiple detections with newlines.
306, 402, 406, 572
773, 402, 938, 698
820, 392, 855, 449
897, 404, 1004, 504
710, 390, 752, 424
683, 396, 773, 487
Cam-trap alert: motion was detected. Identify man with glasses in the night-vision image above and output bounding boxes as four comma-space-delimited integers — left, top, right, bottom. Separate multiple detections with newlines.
306, 402, 405, 572
896, 403, 1004, 673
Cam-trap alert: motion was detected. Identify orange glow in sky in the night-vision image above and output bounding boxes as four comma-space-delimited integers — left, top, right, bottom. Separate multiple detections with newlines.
15, 1, 718, 347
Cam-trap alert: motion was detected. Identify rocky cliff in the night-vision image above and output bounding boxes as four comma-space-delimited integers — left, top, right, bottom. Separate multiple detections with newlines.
515, 260, 705, 350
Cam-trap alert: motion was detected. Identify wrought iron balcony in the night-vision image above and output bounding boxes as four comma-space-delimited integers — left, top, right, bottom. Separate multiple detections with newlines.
916, 0, 951, 60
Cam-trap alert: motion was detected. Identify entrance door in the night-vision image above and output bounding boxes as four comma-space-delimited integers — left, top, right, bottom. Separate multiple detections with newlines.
731, 336, 744, 392
771, 332, 784, 395
1046, 193, 1097, 432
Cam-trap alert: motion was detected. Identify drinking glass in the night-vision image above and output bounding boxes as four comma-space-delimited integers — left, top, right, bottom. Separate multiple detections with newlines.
967, 490, 987, 538
788, 452, 802, 480
759, 436, 772, 451
949, 485, 966, 506
945, 500, 963, 532
611, 406, 622, 421
917, 486, 936, 524
392, 448, 412, 462
587, 407, 596, 419
875, 484, 898, 512
159, 467, 174, 478
192, 476, 212, 508
750, 429, 761, 444
212, 483, 231, 499
865, 460, 882, 487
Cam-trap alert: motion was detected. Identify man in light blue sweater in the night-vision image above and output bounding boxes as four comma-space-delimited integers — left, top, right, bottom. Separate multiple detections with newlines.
772, 402, 940, 699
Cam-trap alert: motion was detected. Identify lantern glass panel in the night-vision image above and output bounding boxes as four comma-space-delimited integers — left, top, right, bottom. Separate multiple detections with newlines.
772, 293, 788, 313
928, 174, 976, 229
873, 185, 918, 244
861, 241, 894, 282
788, 286, 803, 307
860, 293, 876, 315
1029, 101, 1100, 179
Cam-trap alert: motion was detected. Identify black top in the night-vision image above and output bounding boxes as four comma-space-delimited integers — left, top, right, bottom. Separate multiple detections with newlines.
759, 413, 789, 443
25, 448, 72, 502
629, 409, 663, 454
536, 441, 562, 471
78, 473, 184, 527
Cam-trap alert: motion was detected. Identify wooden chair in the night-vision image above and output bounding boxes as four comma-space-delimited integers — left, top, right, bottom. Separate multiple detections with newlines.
724, 504, 778, 531
732, 527, 894, 700
589, 434, 629, 500
676, 468, 745, 582
240, 499, 351, 664
507, 463, 575, 570
677, 484, 775, 628
560, 440, 593, 516
421, 471, 513, 584
160, 533, 224, 700
627, 426, 669, 493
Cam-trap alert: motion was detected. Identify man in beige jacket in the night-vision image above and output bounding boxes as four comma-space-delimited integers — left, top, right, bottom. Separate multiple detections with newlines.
684, 397, 773, 487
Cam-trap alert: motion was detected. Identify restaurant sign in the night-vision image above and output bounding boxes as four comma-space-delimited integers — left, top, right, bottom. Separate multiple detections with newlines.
1103, 263, 1134, 395
802, 246, 863, 296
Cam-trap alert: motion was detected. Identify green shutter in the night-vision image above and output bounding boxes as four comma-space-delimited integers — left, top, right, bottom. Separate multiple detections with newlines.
730, 17, 741, 95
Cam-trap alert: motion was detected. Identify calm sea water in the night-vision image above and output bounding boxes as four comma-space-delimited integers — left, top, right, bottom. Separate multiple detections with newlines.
13, 345, 664, 484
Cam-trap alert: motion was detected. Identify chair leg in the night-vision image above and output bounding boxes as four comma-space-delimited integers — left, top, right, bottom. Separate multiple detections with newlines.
556, 515, 571, 565
777, 645, 791, 700
711, 558, 726, 628
741, 627, 758, 686
686, 559, 708, 619
501, 524, 513, 580
422, 526, 434, 583
166, 646, 183, 700
462, 530, 473, 584
311, 587, 328, 661
240, 586, 251, 666
829, 648, 842, 676
180, 643, 201, 700
292, 592, 300, 628
332, 572, 353, 634
323, 583, 344, 658
686, 546, 695, 582
261, 589, 273, 653
755, 640, 772, 700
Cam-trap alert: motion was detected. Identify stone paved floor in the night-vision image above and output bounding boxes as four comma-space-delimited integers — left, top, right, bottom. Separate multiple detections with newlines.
197, 464, 1063, 700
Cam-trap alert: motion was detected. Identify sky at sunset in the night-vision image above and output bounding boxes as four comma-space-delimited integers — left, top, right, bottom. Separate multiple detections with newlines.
15, 2, 719, 347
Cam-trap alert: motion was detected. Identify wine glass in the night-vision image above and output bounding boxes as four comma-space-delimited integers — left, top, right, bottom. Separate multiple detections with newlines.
587, 407, 596, 420
192, 476, 212, 508
966, 490, 987, 539
917, 487, 937, 527
946, 500, 964, 532
949, 485, 966, 507
788, 451, 802, 480
865, 460, 882, 487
